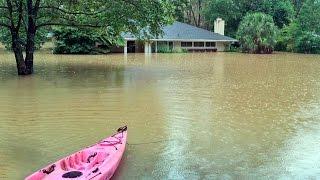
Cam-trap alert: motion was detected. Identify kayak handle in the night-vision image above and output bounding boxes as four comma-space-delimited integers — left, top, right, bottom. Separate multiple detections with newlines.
42, 164, 56, 174
117, 126, 127, 133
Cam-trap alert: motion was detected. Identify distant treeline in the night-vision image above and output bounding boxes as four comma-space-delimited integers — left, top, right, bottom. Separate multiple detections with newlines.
173, 0, 320, 54
2, 0, 316, 55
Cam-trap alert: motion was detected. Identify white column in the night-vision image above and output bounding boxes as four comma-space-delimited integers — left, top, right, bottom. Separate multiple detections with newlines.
144, 42, 151, 54
124, 40, 127, 54
155, 41, 158, 53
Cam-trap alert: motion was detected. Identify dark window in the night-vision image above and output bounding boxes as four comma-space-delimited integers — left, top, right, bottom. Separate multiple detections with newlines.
169, 42, 173, 50
194, 42, 204, 47
157, 41, 168, 47
181, 42, 192, 47
205, 42, 216, 47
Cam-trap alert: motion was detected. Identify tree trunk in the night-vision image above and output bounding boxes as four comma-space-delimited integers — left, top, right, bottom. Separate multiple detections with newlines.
24, 0, 37, 75
25, 32, 35, 74
11, 31, 32, 75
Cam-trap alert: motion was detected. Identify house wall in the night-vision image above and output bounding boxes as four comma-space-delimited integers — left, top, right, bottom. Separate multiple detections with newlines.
216, 42, 226, 51
173, 41, 181, 49
170, 41, 227, 52
118, 40, 229, 53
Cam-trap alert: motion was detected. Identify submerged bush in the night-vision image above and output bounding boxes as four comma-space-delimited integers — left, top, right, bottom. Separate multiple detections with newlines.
157, 45, 187, 53
237, 12, 278, 54
53, 27, 122, 54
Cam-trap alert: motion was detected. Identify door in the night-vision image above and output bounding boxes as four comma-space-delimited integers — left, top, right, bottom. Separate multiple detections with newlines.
168, 41, 173, 50
127, 41, 136, 53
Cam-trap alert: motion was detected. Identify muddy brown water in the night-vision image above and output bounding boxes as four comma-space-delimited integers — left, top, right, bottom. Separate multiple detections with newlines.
0, 51, 320, 179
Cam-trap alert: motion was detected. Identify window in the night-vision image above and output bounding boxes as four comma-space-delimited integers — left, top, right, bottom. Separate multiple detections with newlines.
194, 42, 204, 47
181, 42, 192, 47
157, 41, 168, 47
169, 42, 173, 50
205, 42, 216, 47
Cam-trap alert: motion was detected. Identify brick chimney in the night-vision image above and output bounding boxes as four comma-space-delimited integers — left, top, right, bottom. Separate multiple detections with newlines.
214, 18, 225, 35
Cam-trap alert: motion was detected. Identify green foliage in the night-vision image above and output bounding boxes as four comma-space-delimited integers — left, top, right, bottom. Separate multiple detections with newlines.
295, 31, 320, 54
172, 0, 190, 22
157, 45, 171, 53
176, 0, 319, 54
298, 0, 320, 34
292, 0, 306, 14
272, 0, 295, 28
237, 13, 278, 54
0, 0, 175, 51
204, 0, 241, 36
0, 27, 49, 50
157, 45, 187, 53
275, 21, 300, 51
52, 27, 124, 54
293, 0, 320, 53
204, 0, 294, 36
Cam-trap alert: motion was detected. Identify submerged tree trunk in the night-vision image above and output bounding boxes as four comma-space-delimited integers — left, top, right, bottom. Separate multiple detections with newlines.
8, 0, 38, 76
25, 28, 36, 75
11, 30, 35, 75
11, 31, 32, 75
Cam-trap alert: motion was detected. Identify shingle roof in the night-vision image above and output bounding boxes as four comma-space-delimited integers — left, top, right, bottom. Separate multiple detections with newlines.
123, 21, 237, 42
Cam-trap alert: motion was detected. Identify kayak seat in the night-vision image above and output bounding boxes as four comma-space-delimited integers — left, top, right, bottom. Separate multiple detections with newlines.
60, 150, 108, 171
62, 171, 83, 178
86, 151, 109, 170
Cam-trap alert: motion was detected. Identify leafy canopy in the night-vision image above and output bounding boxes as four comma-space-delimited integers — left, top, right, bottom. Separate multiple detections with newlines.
276, 0, 320, 53
204, 0, 294, 36
0, 0, 175, 50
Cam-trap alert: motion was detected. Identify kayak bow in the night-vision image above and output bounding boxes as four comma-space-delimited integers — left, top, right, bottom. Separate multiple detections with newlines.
26, 126, 127, 180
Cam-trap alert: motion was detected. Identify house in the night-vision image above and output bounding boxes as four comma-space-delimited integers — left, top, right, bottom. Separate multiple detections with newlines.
113, 18, 237, 54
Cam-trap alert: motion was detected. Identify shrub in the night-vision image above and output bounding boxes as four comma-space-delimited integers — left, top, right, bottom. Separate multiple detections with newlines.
275, 21, 299, 52
157, 45, 187, 53
52, 27, 123, 54
295, 32, 320, 54
237, 12, 278, 54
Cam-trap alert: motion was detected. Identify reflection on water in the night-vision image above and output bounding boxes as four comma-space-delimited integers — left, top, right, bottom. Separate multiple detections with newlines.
0, 51, 320, 179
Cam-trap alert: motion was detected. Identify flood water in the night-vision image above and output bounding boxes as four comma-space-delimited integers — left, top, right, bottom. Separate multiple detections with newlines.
0, 50, 320, 179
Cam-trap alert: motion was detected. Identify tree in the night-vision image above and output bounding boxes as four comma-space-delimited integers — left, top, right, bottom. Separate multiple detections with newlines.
0, 0, 174, 75
172, 0, 208, 28
272, 0, 295, 28
237, 12, 278, 54
293, 0, 320, 53
298, 0, 320, 34
291, 0, 306, 14
275, 21, 300, 51
172, 0, 189, 22
295, 31, 320, 54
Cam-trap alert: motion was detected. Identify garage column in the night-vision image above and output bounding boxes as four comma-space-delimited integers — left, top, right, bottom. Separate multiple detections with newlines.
124, 40, 127, 54
155, 41, 158, 53
144, 42, 151, 54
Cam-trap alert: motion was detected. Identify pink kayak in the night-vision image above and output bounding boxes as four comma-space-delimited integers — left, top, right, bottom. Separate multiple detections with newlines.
25, 126, 127, 180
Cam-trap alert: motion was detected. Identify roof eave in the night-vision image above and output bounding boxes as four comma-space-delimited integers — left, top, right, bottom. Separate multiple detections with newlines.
124, 38, 238, 42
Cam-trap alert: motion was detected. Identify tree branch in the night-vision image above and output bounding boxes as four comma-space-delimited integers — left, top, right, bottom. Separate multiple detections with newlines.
16, 0, 23, 31
38, 6, 108, 16
36, 22, 102, 29
34, 0, 41, 16
5, 0, 14, 29
21, 15, 28, 32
